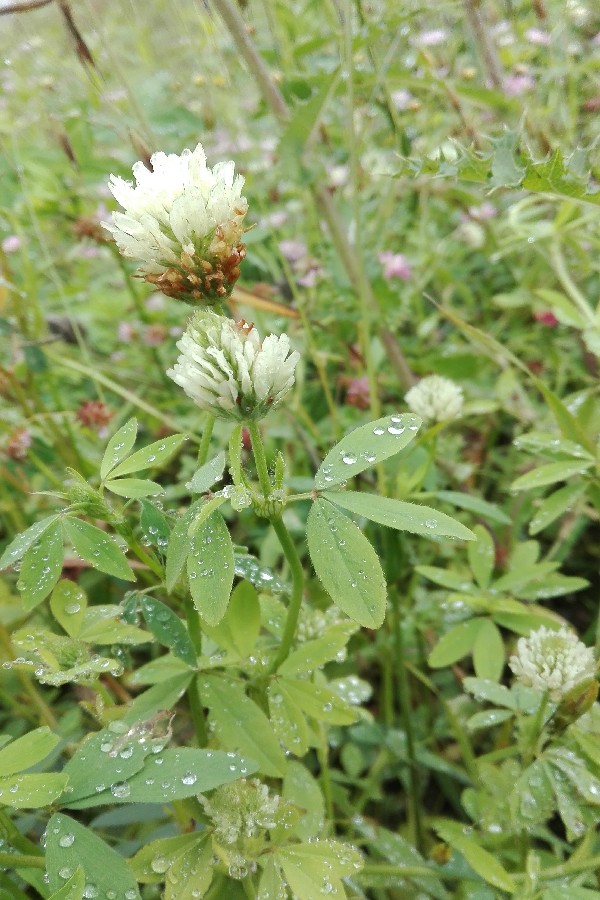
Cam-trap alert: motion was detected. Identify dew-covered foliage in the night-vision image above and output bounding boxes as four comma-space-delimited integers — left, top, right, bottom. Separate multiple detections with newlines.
1, 0, 600, 897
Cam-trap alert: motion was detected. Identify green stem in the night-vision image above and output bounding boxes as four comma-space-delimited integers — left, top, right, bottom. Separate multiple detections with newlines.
551, 240, 595, 324
267, 517, 305, 673
318, 723, 334, 830
247, 420, 271, 498
361, 863, 452, 880
228, 424, 243, 485
183, 597, 207, 746
391, 597, 424, 853
197, 415, 216, 466
0, 852, 45, 869
242, 875, 257, 899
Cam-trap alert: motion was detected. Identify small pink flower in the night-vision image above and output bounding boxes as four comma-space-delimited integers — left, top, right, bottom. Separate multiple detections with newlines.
534, 310, 559, 327
142, 324, 167, 346
525, 28, 551, 45
2, 235, 21, 253
391, 89, 414, 111
279, 239, 308, 264
379, 251, 412, 281
117, 322, 138, 343
412, 29, 447, 47
297, 267, 323, 288
6, 428, 31, 460
345, 376, 370, 410
468, 202, 497, 221
504, 73, 535, 96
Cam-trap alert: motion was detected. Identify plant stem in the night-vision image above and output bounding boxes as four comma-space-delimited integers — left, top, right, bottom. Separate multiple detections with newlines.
0, 852, 45, 869
318, 723, 334, 830
463, 0, 504, 90
247, 421, 271, 497
391, 596, 424, 853
197, 414, 215, 466
551, 240, 595, 324
267, 517, 305, 673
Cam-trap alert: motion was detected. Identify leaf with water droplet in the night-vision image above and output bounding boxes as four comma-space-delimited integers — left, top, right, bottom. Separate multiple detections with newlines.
109, 433, 187, 478
62, 724, 149, 808
17, 522, 63, 611
314, 414, 421, 489
434, 819, 515, 892
511, 459, 593, 492
0, 772, 67, 808
186, 450, 226, 494
164, 837, 214, 900
47, 866, 85, 900
428, 619, 486, 668
188, 511, 234, 626
277, 677, 357, 726
130, 833, 207, 884
529, 482, 587, 536
139, 498, 170, 550
307, 498, 386, 629
165, 500, 203, 593
140, 596, 196, 667
100, 417, 138, 480
278, 622, 357, 676
62, 518, 135, 582
267, 681, 310, 757
468, 525, 495, 590
276, 840, 363, 899
200, 675, 286, 777
0, 513, 61, 571
0, 726, 61, 777
50, 581, 87, 638
104, 477, 164, 499
46, 813, 141, 898
323, 491, 475, 542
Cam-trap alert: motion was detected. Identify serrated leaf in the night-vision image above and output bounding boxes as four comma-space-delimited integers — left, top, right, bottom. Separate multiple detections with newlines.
307, 498, 386, 628
200, 675, 286, 776
529, 482, 587, 535
186, 451, 226, 493
62, 518, 135, 581
511, 460, 593, 492
139, 596, 196, 666
0, 514, 61, 571
46, 814, 141, 898
314, 413, 421, 489
279, 622, 356, 675
50, 581, 87, 637
130, 833, 205, 883
17, 522, 63, 611
109, 432, 187, 478
468, 525, 495, 590
472, 620, 504, 681
166, 499, 203, 593
268, 681, 310, 757
278, 677, 357, 725
165, 838, 214, 899
47, 867, 85, 900
323, 491, 475, 541
188, 511, 234, 625
0, 773, 67, 808
104, 478, 164, 498
434, 819, 515, 892
428, 618, 485, 668
100, 417, 138, 480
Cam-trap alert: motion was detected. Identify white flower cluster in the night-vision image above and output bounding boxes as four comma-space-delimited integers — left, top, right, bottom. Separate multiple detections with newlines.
200, 779, 280, 846
509, 625, 596, 702
104, 143, 247, 304
405, 375, 463, 423
167, 310, 299, 421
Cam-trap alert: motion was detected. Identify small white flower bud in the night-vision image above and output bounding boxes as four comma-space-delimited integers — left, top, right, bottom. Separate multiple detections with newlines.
405, 375, 463, 423
167, 311, 299, 421
103, 143, 248, 304
509, 625, 596, 702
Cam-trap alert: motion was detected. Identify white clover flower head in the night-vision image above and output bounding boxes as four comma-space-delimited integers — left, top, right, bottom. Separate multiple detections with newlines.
509, 625, 597, 702
103, 143, 248, 305
405, 375, 464, 423
200, 779, 280, 847
167, 310, 299, 421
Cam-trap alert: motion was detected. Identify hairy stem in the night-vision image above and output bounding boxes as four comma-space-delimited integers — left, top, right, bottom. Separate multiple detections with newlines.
247, 420, 272, 498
